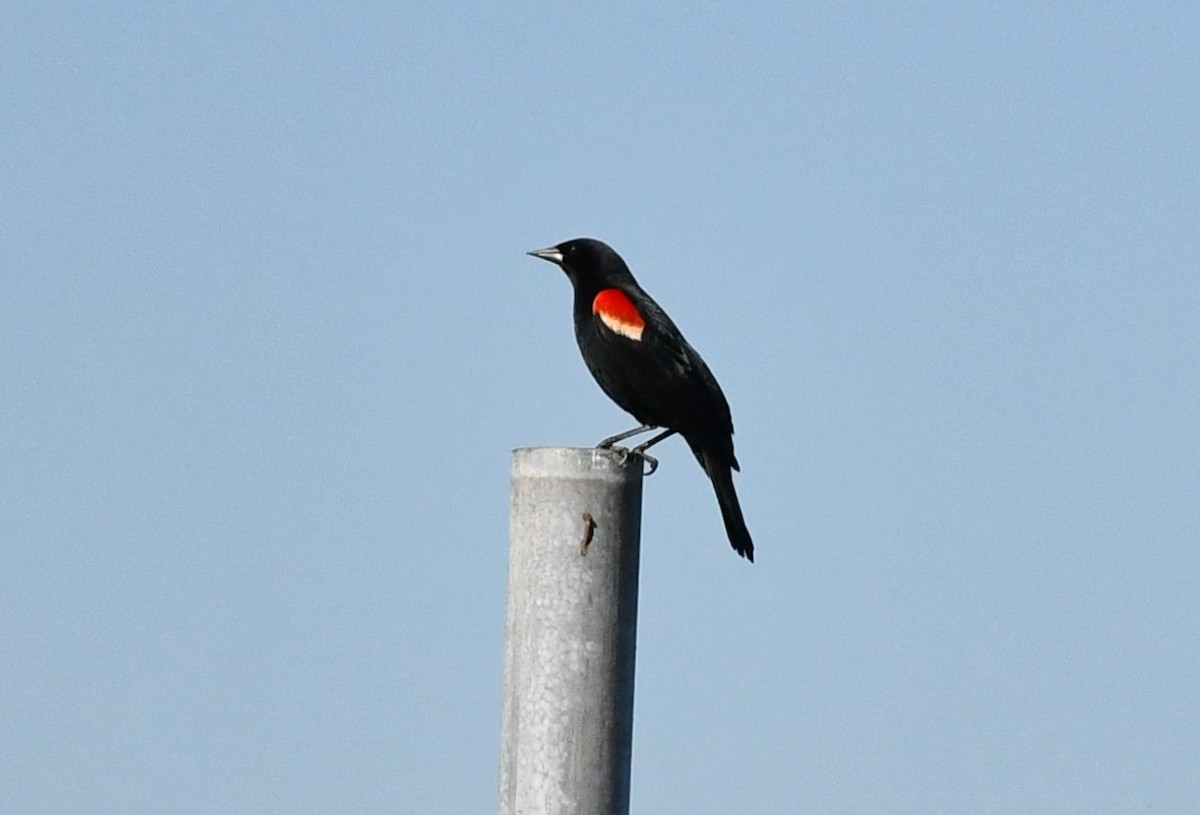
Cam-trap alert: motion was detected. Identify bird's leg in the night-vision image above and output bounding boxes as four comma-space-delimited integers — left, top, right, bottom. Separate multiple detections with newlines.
598, 425, 670, 475
628, 428, 676, 476
631, 428, 676, 455
597, 424, 658, 449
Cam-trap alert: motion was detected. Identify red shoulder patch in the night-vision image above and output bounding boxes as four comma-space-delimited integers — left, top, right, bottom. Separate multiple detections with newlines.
592, 289, 646, 341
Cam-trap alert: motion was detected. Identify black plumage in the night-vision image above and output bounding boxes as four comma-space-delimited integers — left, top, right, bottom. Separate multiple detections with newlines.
528, 237, 754, 561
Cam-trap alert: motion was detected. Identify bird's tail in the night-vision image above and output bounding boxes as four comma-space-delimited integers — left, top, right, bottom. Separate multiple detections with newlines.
700, 448, 755, 562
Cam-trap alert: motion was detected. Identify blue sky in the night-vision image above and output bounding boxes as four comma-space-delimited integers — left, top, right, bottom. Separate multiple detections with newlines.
3, 3, 1198, 812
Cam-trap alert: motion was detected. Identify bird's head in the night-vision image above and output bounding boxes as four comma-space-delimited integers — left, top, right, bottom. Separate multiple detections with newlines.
527, 238, 632, 289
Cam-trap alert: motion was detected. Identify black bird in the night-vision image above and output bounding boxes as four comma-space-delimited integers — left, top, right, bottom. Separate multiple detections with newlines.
528, 238, 754, 561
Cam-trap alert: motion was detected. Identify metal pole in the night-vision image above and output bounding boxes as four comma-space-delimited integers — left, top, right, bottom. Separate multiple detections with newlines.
498, 447, 643, 815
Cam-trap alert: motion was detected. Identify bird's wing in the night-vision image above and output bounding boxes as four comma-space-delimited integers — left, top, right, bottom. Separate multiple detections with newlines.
629, 296, 735, 439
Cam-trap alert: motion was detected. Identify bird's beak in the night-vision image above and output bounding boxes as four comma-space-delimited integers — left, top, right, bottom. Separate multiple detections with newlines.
527, 246, 564, 265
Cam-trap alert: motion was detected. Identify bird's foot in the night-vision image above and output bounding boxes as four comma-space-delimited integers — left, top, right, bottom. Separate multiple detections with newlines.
630, 440, 660, 476
606, 444, 631, 464
602, 444, 659, 476
637, 451, 659, 476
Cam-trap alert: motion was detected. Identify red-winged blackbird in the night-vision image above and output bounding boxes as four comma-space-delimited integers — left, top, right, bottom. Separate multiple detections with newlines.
528, 238, 754, 562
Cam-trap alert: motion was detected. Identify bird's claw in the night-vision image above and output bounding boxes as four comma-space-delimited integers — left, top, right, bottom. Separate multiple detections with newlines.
601, 444, 658, 476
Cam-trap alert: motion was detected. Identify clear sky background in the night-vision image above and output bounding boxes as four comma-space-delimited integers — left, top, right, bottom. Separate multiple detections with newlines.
3, 3, 1198, 813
